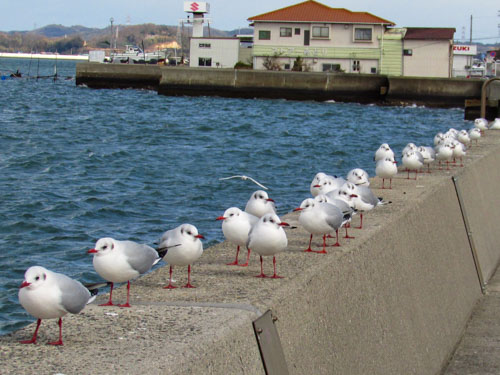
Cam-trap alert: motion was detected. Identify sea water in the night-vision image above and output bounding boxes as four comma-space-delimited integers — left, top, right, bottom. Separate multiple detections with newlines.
0, 58, 468, 334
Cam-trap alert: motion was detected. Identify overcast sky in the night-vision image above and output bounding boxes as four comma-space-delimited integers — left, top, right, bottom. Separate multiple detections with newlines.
1, 0, 499, 43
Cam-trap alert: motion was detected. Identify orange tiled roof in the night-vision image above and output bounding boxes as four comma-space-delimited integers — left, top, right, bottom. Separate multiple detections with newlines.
248, 0, 395, 25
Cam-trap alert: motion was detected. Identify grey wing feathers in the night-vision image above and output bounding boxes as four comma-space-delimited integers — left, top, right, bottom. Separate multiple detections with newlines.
321, 203, 343, 230
123, 241, 159, 274
56, 273, 91, 314
358, 186, 379, 206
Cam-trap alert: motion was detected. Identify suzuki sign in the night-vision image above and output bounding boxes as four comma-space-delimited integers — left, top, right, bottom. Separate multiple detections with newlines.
452, 44, 477, 55
184, 2, 210, 13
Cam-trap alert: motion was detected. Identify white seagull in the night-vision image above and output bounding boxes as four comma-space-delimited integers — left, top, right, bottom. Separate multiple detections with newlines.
468, 127, 481, 145
346, 168, 370, 186
342, 182, 384, 229
294, 198, 346, 253
374, 143, 395, 162
18, 266, 96, 346
88, 237, 160, 307
417, 146, 436, 173
219, 175, 268, 190
245, 190, 276, 218
402, 150, 424, 180
216, 207, 258, 266
375, 157, 398, 189
158, 224, 204, 289
247, 213, 289, 279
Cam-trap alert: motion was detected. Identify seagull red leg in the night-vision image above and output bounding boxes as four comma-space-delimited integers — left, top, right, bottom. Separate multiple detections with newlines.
238, 248, 251, 267
255, 256, 267, 278
183, 265, 196, 288
163, 266, 177, 289
227, 245, 240, 266
344, 224, 355, 239
20, 318, 41, 344
331, 229, 341, 247
270, 256, 284, 279
99, 282, 115, 306
47, 318, 63, 346
303, 234, 314, 252
119, 281, 131, 308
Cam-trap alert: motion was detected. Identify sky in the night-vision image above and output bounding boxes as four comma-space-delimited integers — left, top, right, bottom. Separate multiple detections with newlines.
1, 0, 499, 43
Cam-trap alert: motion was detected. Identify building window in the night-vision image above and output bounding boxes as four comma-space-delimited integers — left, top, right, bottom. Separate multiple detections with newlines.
403, 49, 413, 56
259, 30, 271, 40
199, 57, 212, 67
312, 26, 329, 38
284, 63, 291, 70
280, 27, 292, 37
295, 28, 301, 35
352, 60, 360, 72
371, 67, 377, 74
199, 43, 211, 48
354, 28, 372, 41
323, 63, 341, 72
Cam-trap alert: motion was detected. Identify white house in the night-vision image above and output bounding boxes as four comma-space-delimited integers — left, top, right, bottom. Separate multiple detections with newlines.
247, 0, 395, 73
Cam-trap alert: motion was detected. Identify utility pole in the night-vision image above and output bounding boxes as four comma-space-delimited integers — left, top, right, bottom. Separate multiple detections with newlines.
469, 15, 472, 44
110, 17, 114, 51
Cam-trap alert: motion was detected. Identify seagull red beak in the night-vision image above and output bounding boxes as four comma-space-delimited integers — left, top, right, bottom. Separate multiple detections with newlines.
279, 222, 290, 227
266, 198, 275, 203
313, 184, 321, 188
20, 281, 30, 289
293, 207, 302, 212
195, 234, 205, 239
350, 194, 358, 198
215, 216, 226, 221
87, 248, 98, 254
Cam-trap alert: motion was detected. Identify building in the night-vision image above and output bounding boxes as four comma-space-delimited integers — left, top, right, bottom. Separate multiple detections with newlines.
247, 0, 455, 78
452, 44, 478, 77
247, 0, 395, 73
402, 27, 455, 78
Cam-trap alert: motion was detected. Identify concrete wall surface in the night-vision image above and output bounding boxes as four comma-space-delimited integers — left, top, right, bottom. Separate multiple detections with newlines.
387, 76, 483, 106
3, 128, 500, 374
75, 63, 161, 89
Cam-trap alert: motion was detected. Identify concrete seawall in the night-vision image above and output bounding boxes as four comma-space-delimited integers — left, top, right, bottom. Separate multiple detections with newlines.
2, 131, 500, 374
75, 63, 490, 109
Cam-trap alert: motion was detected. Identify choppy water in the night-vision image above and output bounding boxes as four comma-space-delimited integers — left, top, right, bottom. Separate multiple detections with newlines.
0, 58, 468, 334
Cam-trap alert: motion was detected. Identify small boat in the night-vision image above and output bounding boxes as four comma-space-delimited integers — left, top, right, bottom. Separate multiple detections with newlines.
110, 45, 168, 64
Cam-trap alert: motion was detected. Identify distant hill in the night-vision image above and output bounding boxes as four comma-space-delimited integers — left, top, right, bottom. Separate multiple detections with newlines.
0, 23, 255, 54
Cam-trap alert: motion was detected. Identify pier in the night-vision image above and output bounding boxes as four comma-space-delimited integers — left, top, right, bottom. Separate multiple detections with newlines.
75, 63, 500, 119
2, 125, 500, 373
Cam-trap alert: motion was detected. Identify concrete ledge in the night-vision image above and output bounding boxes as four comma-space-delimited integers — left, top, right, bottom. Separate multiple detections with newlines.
3, 131, 500, 374
75, 63, 161, 90
386, 77, 483, 107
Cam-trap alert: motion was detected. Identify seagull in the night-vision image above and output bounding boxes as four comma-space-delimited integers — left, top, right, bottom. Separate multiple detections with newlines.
474, 118, 488, 132
342, 182, 384, 229
346, 168, 370, 186
435, 143, 454, 170
18, 266, 97, 346
402, 150, 424, 180
219, 175, 268, 190
375, 157, 398, 189
88, 238, 160, 307
402, 142, 417, 157
247, 213, 288, 279
310, 172, 328, 197
312, 175, 345, 196
294, 198, 346, 253
245, 190, 276, 218
468, 128, 481, 145
374, 143, 395, 162
216, 207, 258, 266
417, 146, 436, 173
489, 118, 500, 130
457, 130, 471, 145
452, 141, 466, 167
158, 224, 204, 289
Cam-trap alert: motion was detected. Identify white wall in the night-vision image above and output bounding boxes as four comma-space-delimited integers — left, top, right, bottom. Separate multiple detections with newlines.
189, 38, 240, 68
403, 40, 452, 78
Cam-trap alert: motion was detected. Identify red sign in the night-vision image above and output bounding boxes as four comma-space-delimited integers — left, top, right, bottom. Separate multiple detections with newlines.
190, 2, 199, 11
453, 45, 470, 51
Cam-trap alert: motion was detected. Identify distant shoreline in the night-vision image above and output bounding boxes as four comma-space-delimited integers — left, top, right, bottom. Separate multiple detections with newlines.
0, 52, 88, 61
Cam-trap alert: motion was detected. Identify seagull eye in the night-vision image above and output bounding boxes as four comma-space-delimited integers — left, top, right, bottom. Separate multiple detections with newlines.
35, 276, 40, 281
187, 231, 192, 235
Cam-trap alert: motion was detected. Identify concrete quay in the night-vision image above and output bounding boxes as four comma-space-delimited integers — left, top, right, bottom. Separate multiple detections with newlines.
75, 64, 499, 112
2, 131, 500, 374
